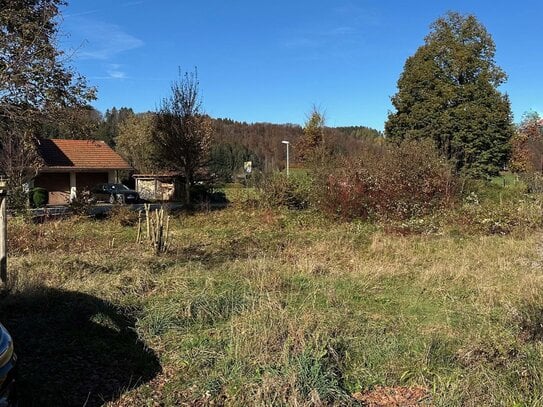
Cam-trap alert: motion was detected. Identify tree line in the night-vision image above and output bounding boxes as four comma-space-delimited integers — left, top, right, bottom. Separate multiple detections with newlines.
1, 1, 537, 209
35, 105, 383, 182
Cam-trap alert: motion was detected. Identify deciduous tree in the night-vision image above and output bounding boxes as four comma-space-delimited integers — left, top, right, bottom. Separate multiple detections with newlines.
385, 12, 513, 177
153, 69, 212, 205
0, 0, 95, 206
116, 113, 158, 173
509, 112, 543, 173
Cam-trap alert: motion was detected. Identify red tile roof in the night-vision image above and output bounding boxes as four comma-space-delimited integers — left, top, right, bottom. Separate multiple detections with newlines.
37, 139, 132, 171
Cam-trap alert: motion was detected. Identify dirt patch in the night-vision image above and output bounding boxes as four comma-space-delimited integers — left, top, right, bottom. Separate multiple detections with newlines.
352, 386, 432, 406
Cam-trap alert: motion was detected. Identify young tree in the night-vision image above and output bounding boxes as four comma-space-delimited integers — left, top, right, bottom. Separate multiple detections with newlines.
0, 0, 95, 205
295, 106, 326, 162
153, 69, 212, 205
116, 113, 158, 173
385, 12, 513, 177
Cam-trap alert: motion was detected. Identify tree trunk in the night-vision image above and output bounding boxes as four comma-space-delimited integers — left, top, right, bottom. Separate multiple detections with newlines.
184, 173, 191, 208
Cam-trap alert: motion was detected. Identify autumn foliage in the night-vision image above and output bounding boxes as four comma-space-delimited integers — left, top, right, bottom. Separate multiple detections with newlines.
315, 140, 457, 220
509, 113, 543, 173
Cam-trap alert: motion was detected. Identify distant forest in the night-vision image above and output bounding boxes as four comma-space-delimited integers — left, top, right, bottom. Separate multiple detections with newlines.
40, 106, 382, 180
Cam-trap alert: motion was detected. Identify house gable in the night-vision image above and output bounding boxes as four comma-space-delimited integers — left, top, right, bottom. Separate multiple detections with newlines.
37, 139, 131, 171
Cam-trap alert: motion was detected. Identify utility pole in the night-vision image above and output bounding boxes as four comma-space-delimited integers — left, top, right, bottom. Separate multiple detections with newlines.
0, 175, 7, 287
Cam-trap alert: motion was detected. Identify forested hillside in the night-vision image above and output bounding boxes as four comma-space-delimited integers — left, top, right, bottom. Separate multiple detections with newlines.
38, 107, 382, 177
211, 118, 382, 175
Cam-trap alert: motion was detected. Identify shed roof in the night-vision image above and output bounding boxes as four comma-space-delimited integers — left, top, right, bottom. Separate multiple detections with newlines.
37, 139, 132, 171
133, 172, 182, 179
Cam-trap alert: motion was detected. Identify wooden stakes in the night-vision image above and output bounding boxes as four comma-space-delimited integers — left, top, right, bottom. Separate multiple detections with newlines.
137, 205, 170, 254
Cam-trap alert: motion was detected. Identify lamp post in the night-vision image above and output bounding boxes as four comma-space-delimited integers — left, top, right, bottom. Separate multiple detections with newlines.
0, 175, 7, 287
281, 140, 290, 177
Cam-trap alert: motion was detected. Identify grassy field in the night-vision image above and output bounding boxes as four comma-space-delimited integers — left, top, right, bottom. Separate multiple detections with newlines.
2, 182, 543, 406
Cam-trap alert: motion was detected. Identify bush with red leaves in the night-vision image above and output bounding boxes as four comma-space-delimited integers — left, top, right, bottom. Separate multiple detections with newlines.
314, 140, 457, 220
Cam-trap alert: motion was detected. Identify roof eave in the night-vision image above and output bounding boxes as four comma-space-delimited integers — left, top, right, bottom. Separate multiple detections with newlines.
39, 166, 133, 173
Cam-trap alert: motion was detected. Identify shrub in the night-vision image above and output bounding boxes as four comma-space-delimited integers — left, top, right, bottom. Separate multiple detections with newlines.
455, 198, 543, 235
29, 187, 48, 208
259, 171, 312, 210
314, 140, 458, 220
109, 205, 139, 226
461, 175, 527, 204
69, 189, 93, 216
518, 173, 543, 194
190, 184, 228, 205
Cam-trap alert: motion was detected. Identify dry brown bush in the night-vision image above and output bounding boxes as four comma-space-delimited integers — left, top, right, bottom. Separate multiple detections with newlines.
314, 140, 458, 220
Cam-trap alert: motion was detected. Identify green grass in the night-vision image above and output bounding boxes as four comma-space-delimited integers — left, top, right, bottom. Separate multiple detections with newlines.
472, 171, 527, 204
3, 195, 543, 405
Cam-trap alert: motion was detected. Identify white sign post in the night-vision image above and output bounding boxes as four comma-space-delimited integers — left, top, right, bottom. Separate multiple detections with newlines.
243, 161, 252, 174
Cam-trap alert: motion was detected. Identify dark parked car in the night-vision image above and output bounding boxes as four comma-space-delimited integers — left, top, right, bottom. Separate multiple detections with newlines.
0, 322, 16, 406
91, 183, 139, 204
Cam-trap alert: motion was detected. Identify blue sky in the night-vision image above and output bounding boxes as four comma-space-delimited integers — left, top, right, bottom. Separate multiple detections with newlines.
60, 1, 543, 130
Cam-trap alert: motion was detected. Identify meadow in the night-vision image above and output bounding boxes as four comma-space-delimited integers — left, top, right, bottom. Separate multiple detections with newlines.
2, 178, 543, 406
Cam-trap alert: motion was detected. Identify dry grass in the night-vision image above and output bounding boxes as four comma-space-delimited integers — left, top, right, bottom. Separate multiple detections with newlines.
2, 200, 543, 405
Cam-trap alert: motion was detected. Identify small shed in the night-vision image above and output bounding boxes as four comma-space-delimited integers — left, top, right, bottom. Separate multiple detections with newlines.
133, 173, 181, 202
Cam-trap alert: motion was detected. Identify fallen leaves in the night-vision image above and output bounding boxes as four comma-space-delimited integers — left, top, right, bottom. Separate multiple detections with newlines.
352, 386, 432, 407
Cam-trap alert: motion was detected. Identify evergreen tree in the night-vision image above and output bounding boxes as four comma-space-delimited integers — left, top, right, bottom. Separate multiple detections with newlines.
96, 107, 135, 146
41, 106, 102, 139
209, 142, 260, 182
385, 12, 513, 177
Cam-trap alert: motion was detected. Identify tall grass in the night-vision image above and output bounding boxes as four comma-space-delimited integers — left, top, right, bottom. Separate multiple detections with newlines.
3, 197, 543, 405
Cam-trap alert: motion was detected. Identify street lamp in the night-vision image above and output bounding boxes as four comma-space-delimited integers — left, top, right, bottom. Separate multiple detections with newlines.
281, 140, 290, 177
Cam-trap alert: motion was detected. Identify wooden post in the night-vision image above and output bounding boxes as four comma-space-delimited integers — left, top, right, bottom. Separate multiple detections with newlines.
136, 210, 142, 243
0, 195, 7, 287
145, 204, 151, 240
164, 215, 170, 251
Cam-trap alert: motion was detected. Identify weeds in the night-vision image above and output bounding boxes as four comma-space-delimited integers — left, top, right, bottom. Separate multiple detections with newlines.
258, 171, 313, 210
314, 140, 457, 220
4, 200, 543, 405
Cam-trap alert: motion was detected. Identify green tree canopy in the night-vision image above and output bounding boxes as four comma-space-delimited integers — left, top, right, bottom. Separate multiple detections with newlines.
209, 142, 260, 182
385, 11, 513, 177
95, 107, 135, 146
0, 0, 95, 206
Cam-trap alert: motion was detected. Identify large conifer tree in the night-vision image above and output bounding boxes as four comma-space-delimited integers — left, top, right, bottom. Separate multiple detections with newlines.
385, 12, 513, 177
